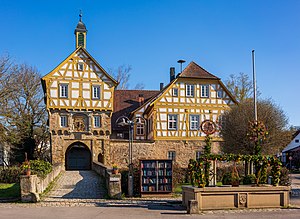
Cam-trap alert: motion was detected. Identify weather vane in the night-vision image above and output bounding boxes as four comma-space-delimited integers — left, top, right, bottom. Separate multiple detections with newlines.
79, 10, 83, 22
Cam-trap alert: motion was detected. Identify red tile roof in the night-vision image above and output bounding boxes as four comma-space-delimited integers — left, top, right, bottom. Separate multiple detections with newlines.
179, 61, 220, 80
112, 90, 159, 131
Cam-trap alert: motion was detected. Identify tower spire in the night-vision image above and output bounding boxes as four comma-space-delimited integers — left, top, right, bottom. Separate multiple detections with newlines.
79, 10, 82, 22
74, 10, 87, 49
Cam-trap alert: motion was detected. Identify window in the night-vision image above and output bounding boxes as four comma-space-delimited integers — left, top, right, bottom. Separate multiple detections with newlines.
78, 33, 85, 47
77, 63, 84, 71
296, 139, 299, 143
201, 85, 209, 97
59, 84, 68, 98
136, 123, 144, 135
217, 89, 223, 98
172, 88, 178, 97
168, 114, 178, 130
117, 133, 124, 139
168, 151, 176, 161
92, 85, 100, 99
186, 84, 195, 97
60, 115, 68, 127
196, 151, 202, 160
94, 116, 101, 127
190, 115, 200, 130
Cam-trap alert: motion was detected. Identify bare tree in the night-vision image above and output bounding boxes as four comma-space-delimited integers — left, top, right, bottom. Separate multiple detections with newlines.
0, 61, 48, 163
108, 65, 145, 90
221, 99, 291, 155
225, 72, 253, 102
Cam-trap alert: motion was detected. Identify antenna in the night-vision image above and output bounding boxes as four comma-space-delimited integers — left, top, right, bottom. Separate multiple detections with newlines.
177, 59, 186, 73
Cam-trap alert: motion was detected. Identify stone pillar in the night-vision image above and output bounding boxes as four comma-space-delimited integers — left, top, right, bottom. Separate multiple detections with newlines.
107, 173, 122, 199
20, 175, 40, 202
187, 200, 199, 214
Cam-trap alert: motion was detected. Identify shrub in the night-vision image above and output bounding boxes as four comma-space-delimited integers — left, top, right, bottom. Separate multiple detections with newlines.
30, 160, 52, 178
222, 172, 232, 185
243, 174, 256, 185
0, 166, 22, 183
279, 167, 291, 186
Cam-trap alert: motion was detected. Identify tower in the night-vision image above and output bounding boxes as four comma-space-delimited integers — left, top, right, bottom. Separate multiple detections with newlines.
74, 11, 87, 49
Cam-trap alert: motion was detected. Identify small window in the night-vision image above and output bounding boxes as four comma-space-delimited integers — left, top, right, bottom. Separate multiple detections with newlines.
94, 116, 101, 128
172, 88, 178, 97
196, 151, 202, 160
296, 139, 299, 143
59, 84, 68, 98
186, 84, 195, 97
60, 115, 68, 127
168, 151, 176, 161
201, 85, 209, 97
217, 89, 223, 98
78, 63, 84, 71
136, 123, 144, 135
92, 85, 100, 99
168, 114, 178, 130
190, 115, 200, 130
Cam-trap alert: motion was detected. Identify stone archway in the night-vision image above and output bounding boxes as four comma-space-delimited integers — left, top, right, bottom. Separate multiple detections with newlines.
65, 142, 91, 170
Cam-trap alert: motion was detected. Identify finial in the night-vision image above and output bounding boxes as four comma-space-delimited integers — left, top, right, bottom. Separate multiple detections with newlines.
79, 10, 82, 22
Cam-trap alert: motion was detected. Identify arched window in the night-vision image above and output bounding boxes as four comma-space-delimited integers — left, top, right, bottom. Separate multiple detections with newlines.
78, 33, 84, 47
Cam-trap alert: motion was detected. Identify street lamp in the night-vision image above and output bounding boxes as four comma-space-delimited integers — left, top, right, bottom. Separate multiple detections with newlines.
116, 115, 146, 196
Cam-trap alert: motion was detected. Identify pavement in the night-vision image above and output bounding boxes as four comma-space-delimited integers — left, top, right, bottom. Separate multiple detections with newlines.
1, 171, 300, 218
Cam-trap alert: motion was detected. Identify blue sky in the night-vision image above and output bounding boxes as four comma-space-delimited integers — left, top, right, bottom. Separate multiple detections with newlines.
1, 0, 300, 126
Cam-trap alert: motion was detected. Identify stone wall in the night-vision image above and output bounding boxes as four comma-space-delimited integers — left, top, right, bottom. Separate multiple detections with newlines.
106, 139, 222, 168
20, 163, 63, 202
93, 161, 121, 199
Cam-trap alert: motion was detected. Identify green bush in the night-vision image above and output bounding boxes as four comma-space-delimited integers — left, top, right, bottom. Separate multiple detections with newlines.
30, 160, 52, 178
279, 167, 290, 186
0, 166, 22, 183
243, 174, 256, 185
222, 172, 232, 185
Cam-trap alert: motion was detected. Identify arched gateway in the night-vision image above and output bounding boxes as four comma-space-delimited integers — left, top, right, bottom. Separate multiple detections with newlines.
65, 142, 91, 170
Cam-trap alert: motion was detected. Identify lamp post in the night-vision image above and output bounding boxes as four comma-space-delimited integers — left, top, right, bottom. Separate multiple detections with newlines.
116, 115, 146, 197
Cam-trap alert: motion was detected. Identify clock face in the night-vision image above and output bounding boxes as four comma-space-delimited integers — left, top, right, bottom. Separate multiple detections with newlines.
201, 120, 216, 135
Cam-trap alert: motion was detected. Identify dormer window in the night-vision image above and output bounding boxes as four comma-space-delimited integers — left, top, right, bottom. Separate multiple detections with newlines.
78, 63, 84, 71
296, 139, 299, 143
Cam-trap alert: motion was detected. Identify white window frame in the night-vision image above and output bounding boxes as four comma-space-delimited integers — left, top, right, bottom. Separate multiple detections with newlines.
201, 84, 209, 98
168, 114, 178, 130
217, 89, 223, 98
172, 88, 178, 97
168, 151, 176, 161
92, 85, 101, 99
77, 63, 84, 71
136, 123, 144, 136
60, 115, 68, 127
59, 84, 68, 98
94, 116, 101, 128
186, 84, 195, 97
190, 115, 200, 130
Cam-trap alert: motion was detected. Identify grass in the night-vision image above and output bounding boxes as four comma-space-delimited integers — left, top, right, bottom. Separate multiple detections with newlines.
0, 183, 20, 198
174, 183, 191, 194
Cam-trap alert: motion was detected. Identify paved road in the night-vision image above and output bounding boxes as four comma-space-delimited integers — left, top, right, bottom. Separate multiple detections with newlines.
0, 206, 299, 219
42, 170, 107, 205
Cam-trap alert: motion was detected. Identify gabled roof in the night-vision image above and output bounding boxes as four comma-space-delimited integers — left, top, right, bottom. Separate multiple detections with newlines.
282, 131, 300, 153
112, 90, 159, 131
41, 46, 118, 89
178, 61, 220, 80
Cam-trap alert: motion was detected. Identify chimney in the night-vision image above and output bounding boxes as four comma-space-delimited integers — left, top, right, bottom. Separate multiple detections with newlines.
138, 94, 144, 106
170, 67, 175, 82
160, 83, 164, 91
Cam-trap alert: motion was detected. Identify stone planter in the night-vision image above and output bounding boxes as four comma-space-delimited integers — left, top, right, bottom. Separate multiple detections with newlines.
182, 185, 290, 213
